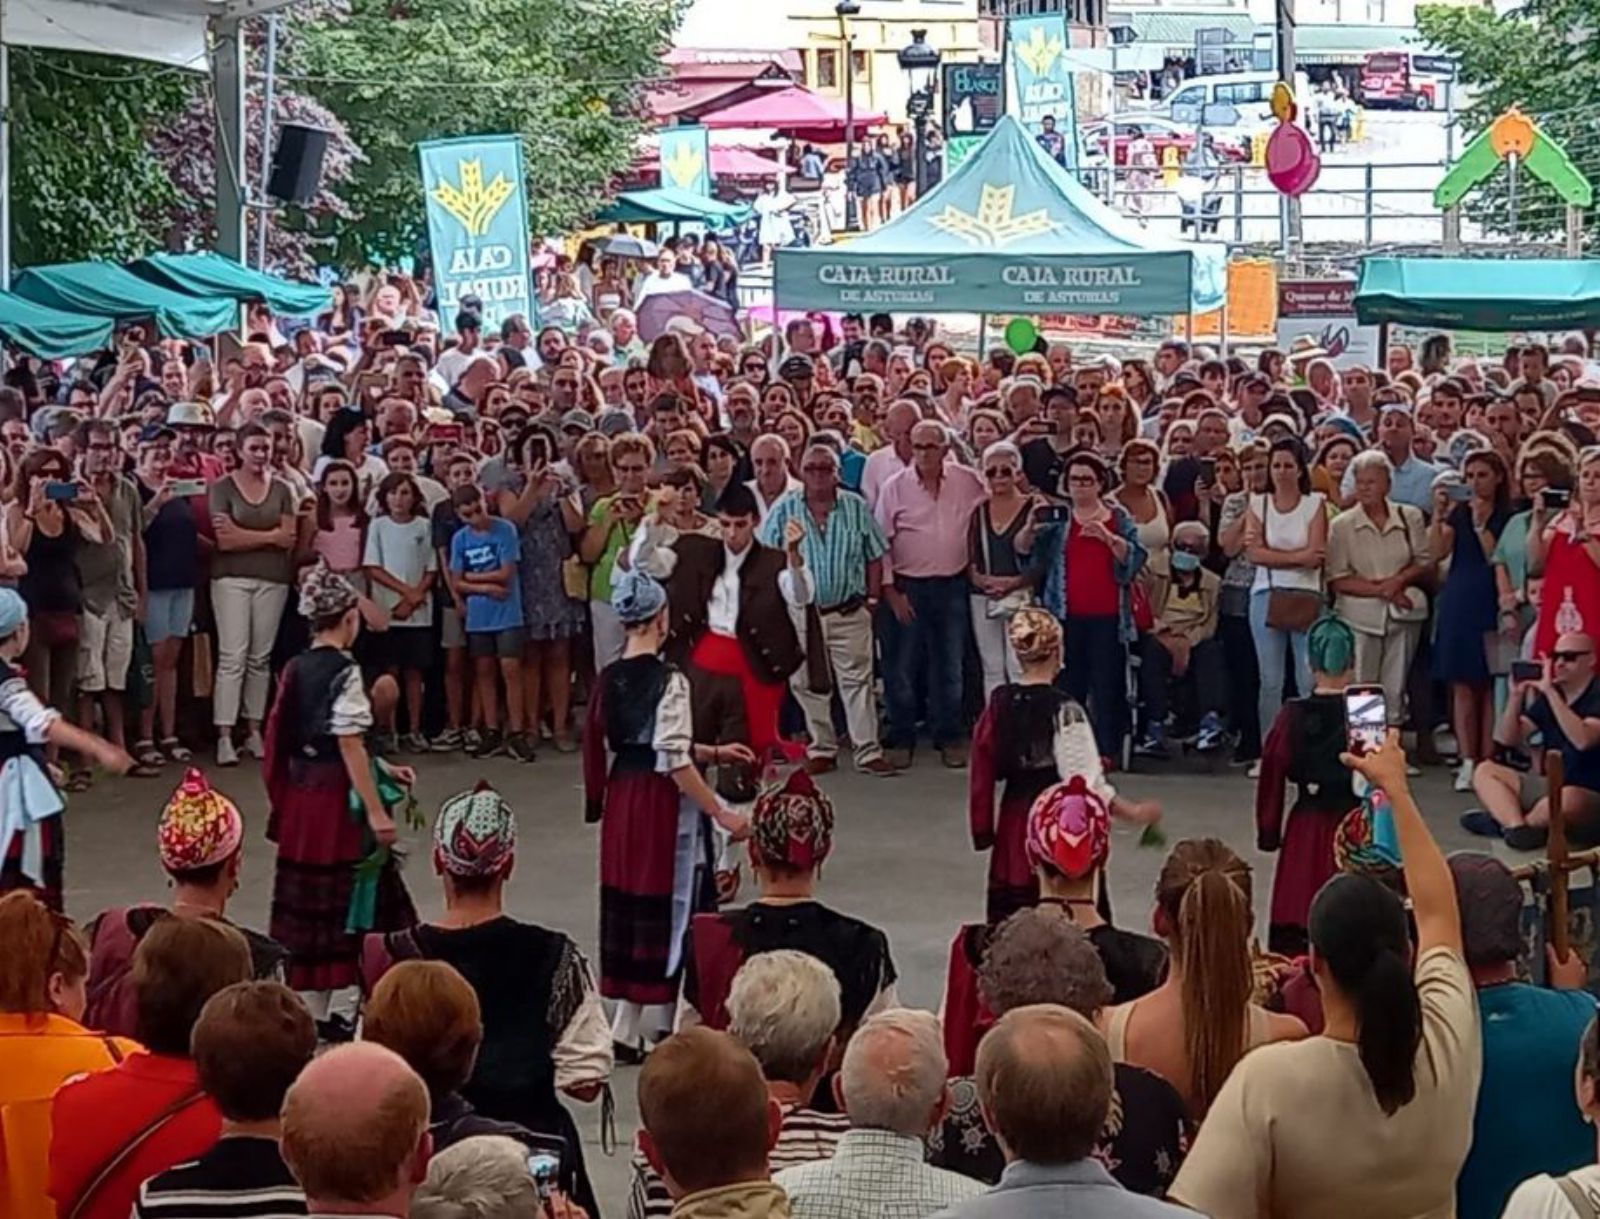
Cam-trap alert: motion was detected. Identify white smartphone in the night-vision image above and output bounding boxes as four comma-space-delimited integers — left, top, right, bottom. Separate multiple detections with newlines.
1344, 684, 1387, 756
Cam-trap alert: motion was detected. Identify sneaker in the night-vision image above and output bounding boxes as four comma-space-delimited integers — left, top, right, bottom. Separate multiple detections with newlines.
552, 732, 578, 754
804, 756, 838, 776
463, 728, 484, 753
1135, 729, 1170, 759
1195, 714, 1226, 754
1459, 810, 1504, 838
883, 747, 913, 771
504, 733, 537, 763
1505, 824, 1550, 852
431, 728, 464, 753
216, 736, 239, 768
471, 729, 503, 758
401, 732, 429, 754
242, 730, 265, 760
1246, 759, 1262, 780
1454, 759, 1476, 793
857, 757, 898, 778
941, 742, 970, 769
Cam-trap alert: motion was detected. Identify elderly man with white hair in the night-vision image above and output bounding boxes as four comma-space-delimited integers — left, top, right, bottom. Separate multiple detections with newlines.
413, 1135, 587, 1219
747, 433, 802, 524
777, 1009, 985, 1219
628, 950, 850, 1219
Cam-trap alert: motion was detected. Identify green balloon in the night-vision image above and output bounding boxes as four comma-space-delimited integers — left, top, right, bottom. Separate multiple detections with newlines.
1004, 317, 1038, 354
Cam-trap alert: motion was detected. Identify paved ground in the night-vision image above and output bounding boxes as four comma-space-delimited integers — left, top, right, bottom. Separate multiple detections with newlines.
58, 744, 1505, 1213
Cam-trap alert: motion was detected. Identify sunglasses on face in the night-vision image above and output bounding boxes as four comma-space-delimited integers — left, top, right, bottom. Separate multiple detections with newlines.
984, 466, 1016, 477
1553, 650, 1592, 662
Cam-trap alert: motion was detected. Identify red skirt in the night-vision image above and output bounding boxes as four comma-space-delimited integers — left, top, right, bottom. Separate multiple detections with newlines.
987, 790, 1040, 925
599, 768, 687, 1005
0, 813, 63, 912
1268, 801, 1342, 956
270, 758, 415, 992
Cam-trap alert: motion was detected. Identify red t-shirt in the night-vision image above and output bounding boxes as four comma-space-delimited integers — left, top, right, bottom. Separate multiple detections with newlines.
49, 1053, 221, 1219
1065, 518, 1120, 618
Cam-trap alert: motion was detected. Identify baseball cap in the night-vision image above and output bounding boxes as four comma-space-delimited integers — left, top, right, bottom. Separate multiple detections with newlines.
779, 354, 816, 382
561, 408, 597, 433
1449, 853, 1524, 968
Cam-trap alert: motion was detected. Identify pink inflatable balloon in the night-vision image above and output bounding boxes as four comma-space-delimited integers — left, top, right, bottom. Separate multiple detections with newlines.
1266, 122, 1321, 197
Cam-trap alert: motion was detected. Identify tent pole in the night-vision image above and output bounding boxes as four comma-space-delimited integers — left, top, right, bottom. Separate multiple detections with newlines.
1219, 289, 1230, 358
0, 32, 10, 293
977, 313, 987, 359
214, 16, 248, 263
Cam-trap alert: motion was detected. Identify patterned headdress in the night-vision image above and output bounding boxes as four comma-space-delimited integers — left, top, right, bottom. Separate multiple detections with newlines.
433, 782, 517, 878
611, 566, 668, 626
1025, 775, 1111, 879
158, 768, 244, 873
298, 559, 359, 620
1008, 607, 1063, 667
749, 766, 835, 873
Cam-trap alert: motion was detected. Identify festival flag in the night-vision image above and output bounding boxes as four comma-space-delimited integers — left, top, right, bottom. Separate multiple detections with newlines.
418, 134, 533, 329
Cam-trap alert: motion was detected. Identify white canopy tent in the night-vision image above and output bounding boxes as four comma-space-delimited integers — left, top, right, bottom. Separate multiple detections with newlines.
0, 0, 302, 285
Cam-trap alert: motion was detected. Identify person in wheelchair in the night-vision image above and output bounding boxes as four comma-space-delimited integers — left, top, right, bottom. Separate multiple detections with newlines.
1137, 522, 1228, 757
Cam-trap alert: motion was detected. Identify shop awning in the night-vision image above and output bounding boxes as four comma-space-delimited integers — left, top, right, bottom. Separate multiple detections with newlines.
128, 251, 331, 317
1294, 24, 1426, 65
639, 146, 784, 179
13, 261, 240, 338
699, 86, 888, 142
594, 187, 754, 229
1118, 10, 1256, 50
0, 291, 114, 358
1355, 257, 1600, 330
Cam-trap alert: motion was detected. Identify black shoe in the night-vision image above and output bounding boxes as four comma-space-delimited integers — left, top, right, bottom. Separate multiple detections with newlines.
613, 1039, 645, 1066
471, 729, 504, 758
1504, 824, 1550, 852
1459, 810, 1504, 839
316, 1014, 356, 1044
505, 733, 537, 763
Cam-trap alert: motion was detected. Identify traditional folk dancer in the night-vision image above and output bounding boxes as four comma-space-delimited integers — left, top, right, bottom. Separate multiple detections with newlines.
679, 765, 898, 1036
631, 481, 814, 764
263, 561, 416, 1035
582, 567, 753, 1059
1256, 614, 1362, 956
0, 588, 133, 910
969, 607, 1161, 923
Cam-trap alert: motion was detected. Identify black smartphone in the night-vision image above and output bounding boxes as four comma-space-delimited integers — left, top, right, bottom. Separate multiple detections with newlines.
1033, 504, 1071, 525
382, 329, 412, 348
1199, 456, 1218, 484
1511, 658, 1543, 684
1344, 684, 1387, 756
1447, 483, 1474, 503
44, 481, 79, 502
522, 1132, 567, 1200
1543, 487, 1573, 510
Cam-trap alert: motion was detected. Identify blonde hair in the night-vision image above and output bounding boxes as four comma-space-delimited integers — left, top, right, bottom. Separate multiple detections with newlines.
1009, 608, 1062, 666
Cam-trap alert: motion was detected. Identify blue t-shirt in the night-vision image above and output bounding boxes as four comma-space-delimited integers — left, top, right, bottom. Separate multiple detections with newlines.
1527, 679, 1600, 794
449, 518, 523, 634
1457, 981, 1597, 1219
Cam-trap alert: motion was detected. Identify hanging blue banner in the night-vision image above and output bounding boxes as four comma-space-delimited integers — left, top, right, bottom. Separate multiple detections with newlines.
1007, 15, 1082, 173
418, 134, 532, 329
659, 124, 712, 197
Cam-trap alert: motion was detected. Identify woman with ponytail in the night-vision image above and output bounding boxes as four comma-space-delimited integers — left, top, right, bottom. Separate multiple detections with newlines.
1255, 613, 1361, 955
1172, 733, 1478, 1219
1103, 839, 1307, 1119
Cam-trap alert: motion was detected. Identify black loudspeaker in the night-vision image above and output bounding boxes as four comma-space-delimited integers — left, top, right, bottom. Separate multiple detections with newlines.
266, 124, 329, 205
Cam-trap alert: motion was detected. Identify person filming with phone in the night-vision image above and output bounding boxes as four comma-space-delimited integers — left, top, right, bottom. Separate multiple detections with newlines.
1466, 633, 1600, 851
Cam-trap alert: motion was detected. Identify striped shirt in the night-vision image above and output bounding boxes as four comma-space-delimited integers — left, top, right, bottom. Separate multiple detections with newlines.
760, 489, 887, 609
627, 1104, 851, 1219
134, 1136, 307, 1219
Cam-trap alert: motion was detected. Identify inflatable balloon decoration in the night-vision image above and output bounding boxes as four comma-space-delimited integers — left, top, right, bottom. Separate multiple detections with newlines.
1265, 81, 1321, 198
1004, 317, 1039, 355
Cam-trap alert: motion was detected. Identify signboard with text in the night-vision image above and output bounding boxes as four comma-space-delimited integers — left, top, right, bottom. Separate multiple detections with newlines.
944, 62, 1005, 137
418, 134, 532, 330
1277, 279, 1381, 367
1006, 15, 1082, 170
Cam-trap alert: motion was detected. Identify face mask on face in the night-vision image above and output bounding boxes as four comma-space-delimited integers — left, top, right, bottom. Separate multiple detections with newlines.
1171, 550, 1202, 573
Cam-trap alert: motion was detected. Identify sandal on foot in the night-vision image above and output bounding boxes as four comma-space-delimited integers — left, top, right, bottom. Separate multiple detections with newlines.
64, 769, 94, 793
133, 740, 165, 768
159, 737, 192, 762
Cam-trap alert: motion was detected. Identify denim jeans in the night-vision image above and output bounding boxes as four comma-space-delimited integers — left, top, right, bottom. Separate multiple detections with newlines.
1064, 614, 1125, 758
882, 574, 969, 749
1248, 587, 1313, 738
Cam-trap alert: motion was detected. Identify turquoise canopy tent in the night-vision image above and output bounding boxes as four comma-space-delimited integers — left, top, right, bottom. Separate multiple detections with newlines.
595, 187, 753, 229
129, 252, 331, 317
12, 261, 239, 339
1355, 257, 1600, 331
0, 290, 114, 358
774, 115, 1226, 316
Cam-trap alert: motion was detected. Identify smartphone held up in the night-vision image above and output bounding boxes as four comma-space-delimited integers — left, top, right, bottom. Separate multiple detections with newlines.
1344, 685, 1387, 757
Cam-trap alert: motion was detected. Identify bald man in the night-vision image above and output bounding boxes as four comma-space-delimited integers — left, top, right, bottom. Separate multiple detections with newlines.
638, 1029, 784, 1215
937, 1005, 1187, 1219
281, 1043, 432, 1216
1468, 632, 1600, 850
874, 419, 987, 769
861, 400, 920, 510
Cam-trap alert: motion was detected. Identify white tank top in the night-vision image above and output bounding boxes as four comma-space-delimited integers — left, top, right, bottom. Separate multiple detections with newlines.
1250, 491, 1325, 593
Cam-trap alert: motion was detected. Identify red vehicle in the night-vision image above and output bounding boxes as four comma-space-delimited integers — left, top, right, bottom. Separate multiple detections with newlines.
1082, 116, 1251, 165
1360, 51, 1453, 110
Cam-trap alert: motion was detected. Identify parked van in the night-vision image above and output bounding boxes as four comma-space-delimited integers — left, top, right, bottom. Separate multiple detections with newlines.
1164, 71, 1287, 126
1359, 51, 1453, 110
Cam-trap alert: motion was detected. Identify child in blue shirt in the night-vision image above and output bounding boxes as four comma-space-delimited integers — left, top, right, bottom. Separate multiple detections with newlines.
448, 484, 533, 761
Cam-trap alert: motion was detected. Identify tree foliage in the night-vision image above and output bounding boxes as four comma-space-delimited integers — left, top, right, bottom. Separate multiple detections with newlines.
297, 0, 685, 265
1418, 0, 1600, 242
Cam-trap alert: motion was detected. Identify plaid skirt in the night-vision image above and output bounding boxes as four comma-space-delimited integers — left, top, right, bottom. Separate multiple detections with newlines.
270, 757, 415, 992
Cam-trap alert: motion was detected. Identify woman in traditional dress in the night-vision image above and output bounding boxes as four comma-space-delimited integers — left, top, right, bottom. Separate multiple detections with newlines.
581, 567, 752, 1059
0, 589, 133, 910
1255, 614, 1362, 956
264, 561, 415, 1037
362, 783, 610, 1215
969, 607, 1160, 924
678, 765, 897, 1040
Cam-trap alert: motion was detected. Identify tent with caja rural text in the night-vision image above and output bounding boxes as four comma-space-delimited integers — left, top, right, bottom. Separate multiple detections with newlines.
772, 115, 1226, 317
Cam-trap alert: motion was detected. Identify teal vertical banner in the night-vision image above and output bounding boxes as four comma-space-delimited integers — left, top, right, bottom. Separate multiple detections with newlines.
1007, 16, 1082, 172
418, 134, 532, 330
659, 124, 712, 197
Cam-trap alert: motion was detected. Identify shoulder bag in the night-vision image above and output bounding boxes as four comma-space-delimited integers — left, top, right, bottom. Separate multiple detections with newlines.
1261, 495, 1324, 633
979, 505, 1036, 620
1557, 1175, 1600, 1219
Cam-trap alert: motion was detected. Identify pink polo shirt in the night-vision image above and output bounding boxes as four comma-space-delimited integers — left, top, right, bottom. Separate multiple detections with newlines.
874, 462, 987, 582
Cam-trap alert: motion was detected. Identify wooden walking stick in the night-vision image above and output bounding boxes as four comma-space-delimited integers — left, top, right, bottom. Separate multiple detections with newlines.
1548, 751, 1570, 964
